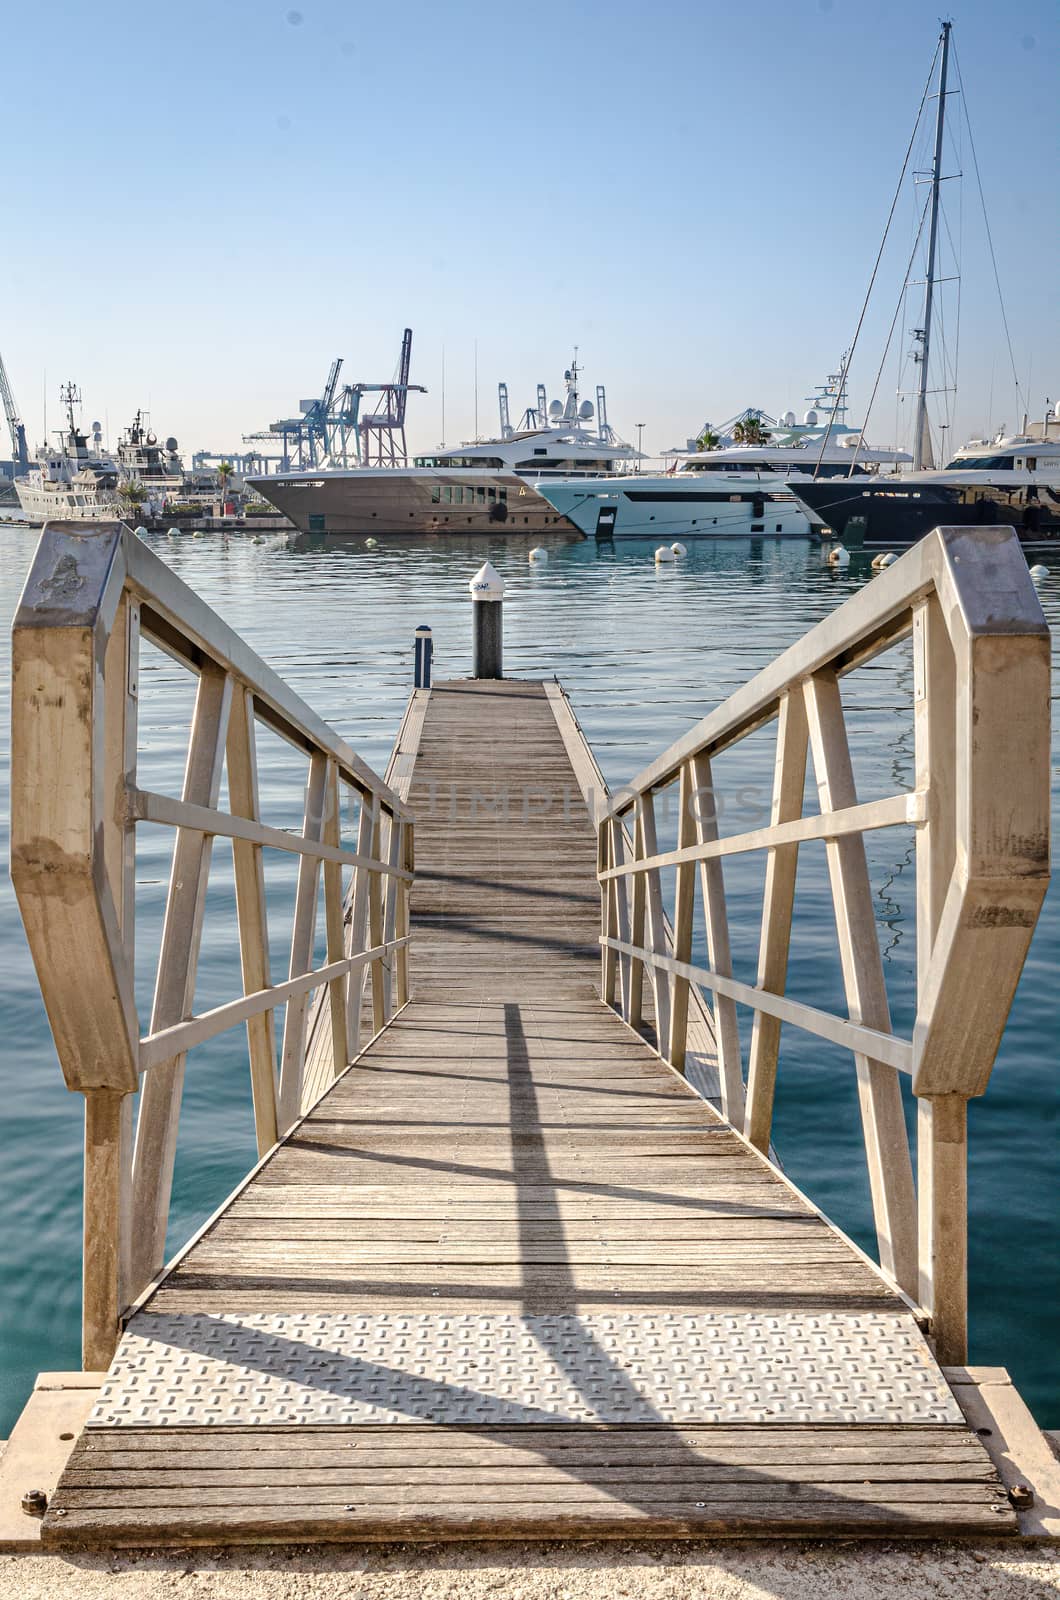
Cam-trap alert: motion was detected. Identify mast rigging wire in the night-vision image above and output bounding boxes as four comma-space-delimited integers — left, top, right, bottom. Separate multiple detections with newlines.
848, 193, 932, 476
812, 36, 942, 479
950, 37, 1026, 422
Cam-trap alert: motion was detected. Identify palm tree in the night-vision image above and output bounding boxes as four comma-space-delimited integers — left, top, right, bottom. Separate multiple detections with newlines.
119, 480, 146, 513
216, 460, 233, 510
696, 428, 720, 452
732, 413, 772, 447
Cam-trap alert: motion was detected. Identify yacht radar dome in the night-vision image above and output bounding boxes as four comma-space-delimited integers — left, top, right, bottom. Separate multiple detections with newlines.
804, 410, 819, 426
548, 399, 564, 419
166, 437, 178, 451
578, 400, 594, 420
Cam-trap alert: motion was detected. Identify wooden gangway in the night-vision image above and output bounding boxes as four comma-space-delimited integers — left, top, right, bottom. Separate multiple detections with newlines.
8, 523, 1052, 1546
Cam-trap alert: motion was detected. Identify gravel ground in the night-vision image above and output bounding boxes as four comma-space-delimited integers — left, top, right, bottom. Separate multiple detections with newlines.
2, 1540, 1059, 1599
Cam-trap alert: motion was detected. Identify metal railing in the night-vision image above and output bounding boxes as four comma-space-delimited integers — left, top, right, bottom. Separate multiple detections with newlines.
597, 526, 1050, 1362
11, 522, 413, 1367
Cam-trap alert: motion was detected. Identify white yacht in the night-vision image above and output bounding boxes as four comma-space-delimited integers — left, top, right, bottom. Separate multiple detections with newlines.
116, 412, 184, 512
249, 358, 636, 536
539, 372, 910, 540
16, 384, 123, 524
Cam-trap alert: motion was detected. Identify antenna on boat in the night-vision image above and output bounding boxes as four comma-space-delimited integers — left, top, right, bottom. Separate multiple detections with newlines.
912, 20, 952, 471
473, 339, 479, 441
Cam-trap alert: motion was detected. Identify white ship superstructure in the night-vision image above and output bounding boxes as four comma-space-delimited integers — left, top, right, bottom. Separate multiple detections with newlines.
116, 412, 185, 511
16, 384, 122, 524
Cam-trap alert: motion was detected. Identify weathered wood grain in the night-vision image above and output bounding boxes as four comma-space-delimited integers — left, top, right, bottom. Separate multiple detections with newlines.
44, 677, 1010, 1548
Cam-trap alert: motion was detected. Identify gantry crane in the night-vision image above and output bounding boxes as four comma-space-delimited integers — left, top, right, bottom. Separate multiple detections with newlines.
0, 349, 29, 475
244, 331, 425, 470
356, 329, 426, 467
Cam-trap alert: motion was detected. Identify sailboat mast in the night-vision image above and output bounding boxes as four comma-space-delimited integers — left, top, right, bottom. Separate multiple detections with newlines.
913, 20, 952, 471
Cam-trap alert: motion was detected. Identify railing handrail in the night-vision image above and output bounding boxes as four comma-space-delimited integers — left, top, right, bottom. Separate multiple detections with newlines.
10, 520, 414, 1369
600, 523, 1048, 819
14, 520, 408, 818
597, 525, 1050, 1365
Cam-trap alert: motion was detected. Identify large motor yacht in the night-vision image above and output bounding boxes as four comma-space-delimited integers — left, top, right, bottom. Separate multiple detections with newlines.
790, 422, 1060, 550
248, 359, 635, 536
16, 384, 122, 524
116, 411, 185, 511
538, 376, 910, 540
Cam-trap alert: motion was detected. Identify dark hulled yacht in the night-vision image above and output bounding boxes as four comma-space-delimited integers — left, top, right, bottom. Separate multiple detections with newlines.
791, 432, 1060, 550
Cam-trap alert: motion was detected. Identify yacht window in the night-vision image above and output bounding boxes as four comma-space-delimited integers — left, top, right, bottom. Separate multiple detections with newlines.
430, 487, 440, 503
477, 487, 486, 503
1027, 458, 1037, 470
534, 448, 547, 456
944, 454, 1014, 470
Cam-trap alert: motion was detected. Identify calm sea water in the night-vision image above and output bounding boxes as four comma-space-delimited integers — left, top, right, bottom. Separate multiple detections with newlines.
1, 525, 1056, 1433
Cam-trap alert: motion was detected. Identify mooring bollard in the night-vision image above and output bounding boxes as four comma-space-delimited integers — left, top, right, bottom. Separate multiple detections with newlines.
414, 624, 433, 689
469, 562, 504, 679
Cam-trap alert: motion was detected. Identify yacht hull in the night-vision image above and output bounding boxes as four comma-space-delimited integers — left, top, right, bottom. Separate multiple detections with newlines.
248, 471, 584, 537
15, 482, 123, 524
538, 477, 814, 539
791, 479, 1060, 549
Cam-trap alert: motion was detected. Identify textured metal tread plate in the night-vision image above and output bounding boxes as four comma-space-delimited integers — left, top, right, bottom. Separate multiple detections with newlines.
89, 1311, 962, 1427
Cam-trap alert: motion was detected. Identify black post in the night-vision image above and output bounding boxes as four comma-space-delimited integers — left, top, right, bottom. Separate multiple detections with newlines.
473, 602, 503, 679
414, 624, 433, 689
469, 562, 505, 679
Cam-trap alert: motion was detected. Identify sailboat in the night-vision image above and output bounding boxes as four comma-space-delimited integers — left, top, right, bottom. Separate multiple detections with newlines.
791, 23, 1060, 551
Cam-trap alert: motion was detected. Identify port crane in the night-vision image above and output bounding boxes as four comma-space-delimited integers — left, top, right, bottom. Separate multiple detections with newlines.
243, 330, 425, 470
0, 349, 29, 475
355, 328, 425, 467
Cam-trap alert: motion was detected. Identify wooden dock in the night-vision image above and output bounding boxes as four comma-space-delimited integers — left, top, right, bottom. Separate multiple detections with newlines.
9, 523, 1052, 1548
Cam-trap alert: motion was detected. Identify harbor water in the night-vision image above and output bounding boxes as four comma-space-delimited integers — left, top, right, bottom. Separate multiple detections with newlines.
0, 525, 1056, 1433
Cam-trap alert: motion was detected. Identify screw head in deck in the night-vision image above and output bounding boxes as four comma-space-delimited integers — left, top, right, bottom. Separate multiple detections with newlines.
1008, 1483, 1035, 1510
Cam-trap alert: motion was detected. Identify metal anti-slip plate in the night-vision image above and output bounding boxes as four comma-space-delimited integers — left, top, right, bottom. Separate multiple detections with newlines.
88, 1310, 962, 1428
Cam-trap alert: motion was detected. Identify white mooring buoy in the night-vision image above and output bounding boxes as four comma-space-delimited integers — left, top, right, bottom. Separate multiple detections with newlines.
670, 541, 688, 556
365, 537, 378, 548
528, 547, 548, 564
134, 525, 148, 538
655, 545, 675, 564
871, 551, 897, 569
166, 526, 180, 538
1030, 564, 1049, 581
827, 544, 850, 567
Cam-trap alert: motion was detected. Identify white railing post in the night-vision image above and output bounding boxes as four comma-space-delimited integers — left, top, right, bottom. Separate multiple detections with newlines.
744, 689, 807, 1153
226, 685, 279, 1157
131, 665, 233, 1293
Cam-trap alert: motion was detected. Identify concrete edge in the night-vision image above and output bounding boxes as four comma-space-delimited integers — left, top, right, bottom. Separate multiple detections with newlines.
944, 1365, 1060, 1539
0, 1373, 105, 1551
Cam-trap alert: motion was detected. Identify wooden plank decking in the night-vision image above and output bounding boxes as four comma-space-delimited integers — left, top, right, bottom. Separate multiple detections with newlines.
42, 680, 1014, 1546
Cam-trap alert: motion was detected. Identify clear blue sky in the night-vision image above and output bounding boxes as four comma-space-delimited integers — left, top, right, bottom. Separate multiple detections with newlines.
2, 0, 1056, 460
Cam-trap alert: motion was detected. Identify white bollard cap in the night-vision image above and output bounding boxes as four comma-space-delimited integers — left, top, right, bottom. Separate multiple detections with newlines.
469, 561, 505, 600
